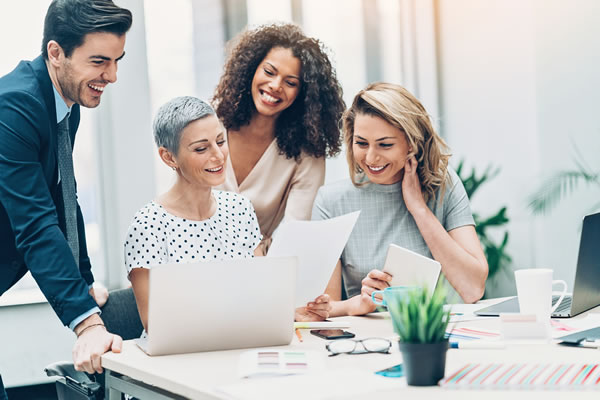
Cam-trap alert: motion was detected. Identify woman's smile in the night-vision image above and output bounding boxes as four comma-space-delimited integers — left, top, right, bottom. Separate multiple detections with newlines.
353, 114, 410, 185
366, 163, 390, 174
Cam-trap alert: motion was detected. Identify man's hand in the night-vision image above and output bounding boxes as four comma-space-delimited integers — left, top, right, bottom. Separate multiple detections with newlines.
89, 283, 109, 307
73, 314, 122, 374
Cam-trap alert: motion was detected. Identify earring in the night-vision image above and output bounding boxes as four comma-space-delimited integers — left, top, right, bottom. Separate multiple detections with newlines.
172, 166, 177, 171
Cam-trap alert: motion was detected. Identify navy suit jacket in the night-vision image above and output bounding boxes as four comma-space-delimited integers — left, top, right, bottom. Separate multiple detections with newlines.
0, 55, 97, 326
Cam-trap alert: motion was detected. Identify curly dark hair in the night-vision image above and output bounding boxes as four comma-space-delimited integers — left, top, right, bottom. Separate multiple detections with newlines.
212, 23, 345, 160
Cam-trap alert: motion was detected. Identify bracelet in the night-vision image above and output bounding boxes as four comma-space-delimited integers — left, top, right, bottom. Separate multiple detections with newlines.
76, 323, 106, 338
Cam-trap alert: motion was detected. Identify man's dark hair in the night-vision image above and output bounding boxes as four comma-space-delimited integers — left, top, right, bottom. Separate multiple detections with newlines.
42, 0, 132, 59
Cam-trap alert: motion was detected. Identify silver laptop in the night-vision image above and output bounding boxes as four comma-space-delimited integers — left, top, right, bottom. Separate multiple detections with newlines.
476, 212, 600, 318
136, 256, 297, 356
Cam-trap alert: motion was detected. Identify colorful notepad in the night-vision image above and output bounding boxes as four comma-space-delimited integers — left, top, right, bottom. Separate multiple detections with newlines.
446, 326, 501, 341
237, 350, 323, 378
442, 363, 600, 390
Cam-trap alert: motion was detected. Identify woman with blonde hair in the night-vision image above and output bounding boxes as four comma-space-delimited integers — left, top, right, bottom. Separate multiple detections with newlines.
312, 82, 488, 316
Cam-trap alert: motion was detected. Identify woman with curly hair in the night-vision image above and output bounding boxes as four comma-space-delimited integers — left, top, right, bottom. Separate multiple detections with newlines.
213, 23, 345, 252
312, 82, 488, 316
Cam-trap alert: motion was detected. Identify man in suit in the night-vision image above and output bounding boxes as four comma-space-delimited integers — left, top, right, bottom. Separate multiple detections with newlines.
0, 0, 132, 395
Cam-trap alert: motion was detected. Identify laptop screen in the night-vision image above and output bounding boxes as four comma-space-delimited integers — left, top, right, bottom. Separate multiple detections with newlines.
570, 212, 600, 315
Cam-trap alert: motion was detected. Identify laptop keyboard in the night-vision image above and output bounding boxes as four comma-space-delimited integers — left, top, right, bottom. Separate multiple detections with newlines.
552, 295, 572, 314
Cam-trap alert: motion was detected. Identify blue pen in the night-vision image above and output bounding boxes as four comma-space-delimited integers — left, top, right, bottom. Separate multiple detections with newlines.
450, 341, 506, 349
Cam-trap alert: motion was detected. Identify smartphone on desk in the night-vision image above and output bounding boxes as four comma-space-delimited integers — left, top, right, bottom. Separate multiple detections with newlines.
310, 329, 355, 340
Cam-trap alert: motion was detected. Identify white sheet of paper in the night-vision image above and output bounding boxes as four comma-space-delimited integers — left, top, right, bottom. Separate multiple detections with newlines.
268, 211, 360, 307
216, 369, 404, 400
444, 302, 497, 323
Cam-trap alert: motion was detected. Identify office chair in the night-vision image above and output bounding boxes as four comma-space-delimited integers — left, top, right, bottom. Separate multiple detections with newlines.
45, 287, 144, 400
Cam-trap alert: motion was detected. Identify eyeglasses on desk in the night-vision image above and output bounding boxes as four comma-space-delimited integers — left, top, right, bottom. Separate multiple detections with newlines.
326, 338, 391, 357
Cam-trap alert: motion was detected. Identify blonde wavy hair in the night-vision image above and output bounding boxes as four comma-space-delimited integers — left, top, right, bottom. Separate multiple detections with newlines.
343, 82, 451, 203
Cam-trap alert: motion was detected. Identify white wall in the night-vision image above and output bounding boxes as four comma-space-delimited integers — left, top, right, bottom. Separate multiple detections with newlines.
438, 0, 600, 295
532, 0, 600, 284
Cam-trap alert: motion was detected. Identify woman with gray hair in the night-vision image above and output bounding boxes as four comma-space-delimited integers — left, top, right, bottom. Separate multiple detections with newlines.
124, 96, 331, 329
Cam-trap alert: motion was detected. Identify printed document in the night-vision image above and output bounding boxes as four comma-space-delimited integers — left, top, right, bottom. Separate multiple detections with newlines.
268, 211, 360, 307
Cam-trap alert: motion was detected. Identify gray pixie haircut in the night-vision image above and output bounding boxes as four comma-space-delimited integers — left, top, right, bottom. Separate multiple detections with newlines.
153, 96, 216, 154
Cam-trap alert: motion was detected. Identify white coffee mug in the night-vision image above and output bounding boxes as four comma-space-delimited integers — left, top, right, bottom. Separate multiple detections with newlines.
514, 268, 567, 319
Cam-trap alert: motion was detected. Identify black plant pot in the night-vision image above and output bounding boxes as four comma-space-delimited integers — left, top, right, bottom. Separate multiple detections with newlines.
398, 340, 448, 386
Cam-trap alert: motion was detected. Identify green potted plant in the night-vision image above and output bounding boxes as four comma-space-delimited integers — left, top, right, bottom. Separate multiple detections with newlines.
456, 160, 512, 291
527, 147, 599, 215
387, 285, 450, 386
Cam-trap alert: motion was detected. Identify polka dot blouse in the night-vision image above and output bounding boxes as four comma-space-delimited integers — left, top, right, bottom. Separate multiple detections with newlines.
124, 190, 262, 275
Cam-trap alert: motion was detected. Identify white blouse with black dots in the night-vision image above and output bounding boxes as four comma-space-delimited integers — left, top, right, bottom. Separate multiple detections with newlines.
124, 190, 262, 276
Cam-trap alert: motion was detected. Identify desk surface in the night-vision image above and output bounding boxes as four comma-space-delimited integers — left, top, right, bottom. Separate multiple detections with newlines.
102, 302, 600, 400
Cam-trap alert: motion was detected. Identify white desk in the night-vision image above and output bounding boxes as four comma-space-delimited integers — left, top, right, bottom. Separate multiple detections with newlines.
102, 304, 600, 400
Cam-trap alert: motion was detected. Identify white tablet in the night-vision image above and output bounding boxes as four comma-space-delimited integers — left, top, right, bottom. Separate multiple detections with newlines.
382, 244, 441, 294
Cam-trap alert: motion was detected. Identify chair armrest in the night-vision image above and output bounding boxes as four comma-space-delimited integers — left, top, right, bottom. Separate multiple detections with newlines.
44, 361, 94, 385
45, 361, 103, 399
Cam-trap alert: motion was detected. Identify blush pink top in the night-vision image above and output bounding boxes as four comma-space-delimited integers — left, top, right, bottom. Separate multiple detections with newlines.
217, 139, 325, 241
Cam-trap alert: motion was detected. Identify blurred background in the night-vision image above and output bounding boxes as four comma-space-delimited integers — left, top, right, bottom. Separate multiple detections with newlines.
1, 0, 599, 390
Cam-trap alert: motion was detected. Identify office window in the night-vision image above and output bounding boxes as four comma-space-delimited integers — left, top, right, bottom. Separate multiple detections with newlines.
0, 1, 106, 293
302, 0, 367, 105
144, 0, 198, 195
377, 0, 403, 84
247, 0, 292, 25
300, 0, 367, 183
